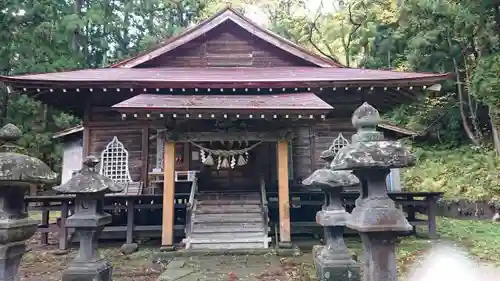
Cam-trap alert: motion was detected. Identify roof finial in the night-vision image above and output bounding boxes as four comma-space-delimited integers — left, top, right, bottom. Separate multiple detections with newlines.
225, 0, 232, 7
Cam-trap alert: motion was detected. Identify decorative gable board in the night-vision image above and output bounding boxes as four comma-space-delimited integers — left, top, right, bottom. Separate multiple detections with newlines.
137, 21, 316, 68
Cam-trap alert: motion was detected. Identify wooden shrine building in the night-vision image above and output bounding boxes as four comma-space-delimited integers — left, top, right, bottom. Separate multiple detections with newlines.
1, 7, 451, 250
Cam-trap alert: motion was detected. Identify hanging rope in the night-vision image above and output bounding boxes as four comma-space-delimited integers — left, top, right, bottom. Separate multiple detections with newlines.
189, 141, 262, 157
190, 141, 262, 169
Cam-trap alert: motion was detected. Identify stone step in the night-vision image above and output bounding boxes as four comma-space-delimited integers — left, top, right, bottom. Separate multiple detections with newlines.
193, 213, 263, 223
196, 193, 260, 201
194, 204, 262, 214
189, 236, 270, 244
190, 231, 266, 239
197, 199, 261, 205
189, 242, 268, 250
191, 222, 265, 233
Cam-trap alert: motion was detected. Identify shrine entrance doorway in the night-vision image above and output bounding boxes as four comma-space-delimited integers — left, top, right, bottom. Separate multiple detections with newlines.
193, 141, 275, 193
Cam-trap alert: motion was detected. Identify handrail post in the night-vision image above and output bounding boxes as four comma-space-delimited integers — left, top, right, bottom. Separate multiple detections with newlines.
259, 175, 269, 245
184, 174, 198, 249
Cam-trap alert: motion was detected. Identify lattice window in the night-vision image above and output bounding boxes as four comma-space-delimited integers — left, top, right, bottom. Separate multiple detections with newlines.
99, 136, 132, 183
329, 133, 350, 157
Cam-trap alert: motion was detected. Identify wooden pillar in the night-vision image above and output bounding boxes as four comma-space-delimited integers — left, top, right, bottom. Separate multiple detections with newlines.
277, 140, 291, 247
82, 98, 91, 157
161, 141, 176, 250
140, 126, 149, 187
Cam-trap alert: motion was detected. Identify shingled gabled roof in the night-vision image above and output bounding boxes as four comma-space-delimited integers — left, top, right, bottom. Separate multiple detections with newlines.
111, 6, 343, 68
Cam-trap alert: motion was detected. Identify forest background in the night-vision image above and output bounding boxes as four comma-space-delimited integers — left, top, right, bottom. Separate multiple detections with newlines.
1, 0, 499, 204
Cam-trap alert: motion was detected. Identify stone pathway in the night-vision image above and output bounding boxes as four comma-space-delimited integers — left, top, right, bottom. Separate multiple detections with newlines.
157, 255, 308, 281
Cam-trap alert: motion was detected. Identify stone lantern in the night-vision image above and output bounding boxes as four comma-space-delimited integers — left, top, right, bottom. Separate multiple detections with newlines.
331, 102, 415, 281
303, 153, 360, 281
0, 123, 58, 281
53, 156, 124, 281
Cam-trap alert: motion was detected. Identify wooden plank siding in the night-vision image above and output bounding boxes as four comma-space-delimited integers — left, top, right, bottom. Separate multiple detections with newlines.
138, 21, 315, 68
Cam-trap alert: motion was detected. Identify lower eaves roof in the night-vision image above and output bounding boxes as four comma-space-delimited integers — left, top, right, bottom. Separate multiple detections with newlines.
112, 93, 333, 114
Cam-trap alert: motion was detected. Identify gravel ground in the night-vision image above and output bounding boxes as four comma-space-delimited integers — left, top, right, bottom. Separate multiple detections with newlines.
19, 233, 310, 281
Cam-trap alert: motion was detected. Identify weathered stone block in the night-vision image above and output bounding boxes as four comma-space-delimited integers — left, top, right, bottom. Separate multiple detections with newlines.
119, 243, 138, 255
348, 203, 412, 232
62, 261, 112, 281
65, 213, 112, 228
313, 245, 360, 281
316, 210, 348, 226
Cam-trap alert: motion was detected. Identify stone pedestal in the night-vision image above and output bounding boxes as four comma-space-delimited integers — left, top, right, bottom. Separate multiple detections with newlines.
61, 222, 112, 281
54, 156, 124, 281
62, 262, 112, 281
313, 226, 360, 281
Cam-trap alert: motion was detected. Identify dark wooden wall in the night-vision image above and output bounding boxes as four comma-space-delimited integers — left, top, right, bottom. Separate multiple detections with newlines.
85, 107, 359, 186
138, 21, 316, 68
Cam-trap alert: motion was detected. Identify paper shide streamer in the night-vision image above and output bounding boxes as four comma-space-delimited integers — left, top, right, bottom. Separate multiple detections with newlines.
191, 141, 262, 170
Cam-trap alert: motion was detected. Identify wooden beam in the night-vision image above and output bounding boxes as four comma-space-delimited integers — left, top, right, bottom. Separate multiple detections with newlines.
141, 126, 149, 186
277, 140, 291, 247
163, 130, 293, 142
161, 141, 176, 250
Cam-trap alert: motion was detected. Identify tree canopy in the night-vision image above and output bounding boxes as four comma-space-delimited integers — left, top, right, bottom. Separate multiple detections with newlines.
2, 0, 500, 201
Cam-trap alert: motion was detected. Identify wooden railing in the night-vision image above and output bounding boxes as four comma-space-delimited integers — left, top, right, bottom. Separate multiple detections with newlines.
266, 190, 443, 239
25, 190, 442, 250
259, 175, 269, 239
184, 175, 198, 244
25, 193, 190, 250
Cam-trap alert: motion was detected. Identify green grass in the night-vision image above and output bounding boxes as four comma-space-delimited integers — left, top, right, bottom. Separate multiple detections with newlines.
29, 211, 61, 223
434, 217, 500, 263
300, 216, 500, 280
394, 217, 500, 275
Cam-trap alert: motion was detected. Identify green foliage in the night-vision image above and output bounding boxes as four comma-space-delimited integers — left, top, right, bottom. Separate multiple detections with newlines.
471, 53, 500, 108
385, 95, 465, 147
403, 145, 500, 202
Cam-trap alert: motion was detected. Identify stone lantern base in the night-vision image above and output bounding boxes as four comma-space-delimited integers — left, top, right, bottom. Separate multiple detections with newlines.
62, 260, 112, 281
312, 210, 360, 281
313, 245, 360, 281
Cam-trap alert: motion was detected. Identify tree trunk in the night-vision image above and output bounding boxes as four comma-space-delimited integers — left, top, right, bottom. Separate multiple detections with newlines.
489, 106, 500, 155
448, 37, 480, 145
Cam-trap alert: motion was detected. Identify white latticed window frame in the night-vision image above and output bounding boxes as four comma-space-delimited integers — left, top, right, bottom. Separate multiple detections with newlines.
99, 136, 132, 183
329, 133, 350, 157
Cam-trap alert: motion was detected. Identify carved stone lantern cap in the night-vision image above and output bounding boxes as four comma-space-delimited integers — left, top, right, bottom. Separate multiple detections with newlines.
331, 102, 416, 170
54, 156, 124, 194
319, 149, 335, 164
302, 169, 359, 189
0, 123, 58, 184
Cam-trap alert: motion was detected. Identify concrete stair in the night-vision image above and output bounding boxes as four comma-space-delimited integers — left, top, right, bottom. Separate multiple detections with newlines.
185, 191, 270, 250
